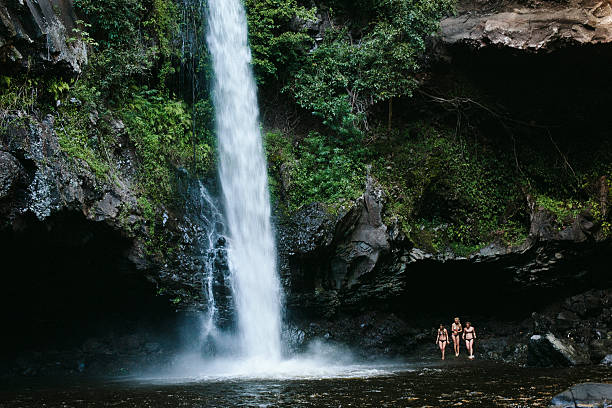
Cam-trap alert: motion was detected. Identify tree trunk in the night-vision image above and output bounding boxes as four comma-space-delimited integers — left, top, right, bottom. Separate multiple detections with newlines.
388, 97, 393, 132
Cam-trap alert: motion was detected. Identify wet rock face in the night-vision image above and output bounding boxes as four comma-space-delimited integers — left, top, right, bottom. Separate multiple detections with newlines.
440, 0, 612, 51
530, 288, 612, 364
279, 176, 402, 318
280, 172, 611, 320
291, 312, 423, 358
0, 111, 209, 310
528, 333, 590, 367
0, 0, 87, 75
550, 383, 612, 408
329, 178, 390, 291
279, 171, 610, 359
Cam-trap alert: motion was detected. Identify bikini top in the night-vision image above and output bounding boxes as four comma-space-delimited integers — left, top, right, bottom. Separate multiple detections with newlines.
452, 323, 462, 333
438, 329, 447, 339
464, 327, 474, 338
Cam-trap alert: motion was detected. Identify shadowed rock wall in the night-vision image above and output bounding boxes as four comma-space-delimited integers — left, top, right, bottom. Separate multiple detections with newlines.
0, 0, 87, 75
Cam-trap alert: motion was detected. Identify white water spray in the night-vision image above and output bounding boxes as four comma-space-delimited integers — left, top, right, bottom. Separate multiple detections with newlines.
206, 0, 282, 360
195, 181, 224, 341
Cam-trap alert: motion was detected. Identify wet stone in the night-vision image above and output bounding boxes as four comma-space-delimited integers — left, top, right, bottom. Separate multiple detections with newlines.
550, 383, 612, 408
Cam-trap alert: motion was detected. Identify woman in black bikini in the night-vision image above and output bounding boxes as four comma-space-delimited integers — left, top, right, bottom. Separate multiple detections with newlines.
451, 317, 462, 357
462, 321, 476, 359
436, 324, 449, 360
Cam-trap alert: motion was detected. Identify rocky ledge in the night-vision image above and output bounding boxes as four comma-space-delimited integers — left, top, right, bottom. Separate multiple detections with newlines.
278, 176, 611, 364
440, 0, 612, 51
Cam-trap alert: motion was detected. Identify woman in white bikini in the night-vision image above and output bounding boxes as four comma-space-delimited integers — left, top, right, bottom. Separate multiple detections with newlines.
451, 317, 463, 357
462, 321, 476, 359
436, 324, 449, 360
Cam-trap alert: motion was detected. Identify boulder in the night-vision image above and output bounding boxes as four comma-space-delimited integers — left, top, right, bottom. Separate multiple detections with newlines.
329, 176, 390, 291
528, 333, 590, 367
441, 0, 612, 52
550, 383, 612, 408
601, 354, 612, 366
590, 339, 612, 362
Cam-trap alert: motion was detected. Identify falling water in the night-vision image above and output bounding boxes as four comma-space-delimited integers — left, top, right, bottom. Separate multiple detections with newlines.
195, 181, 225, 341
206, 0, 282, 360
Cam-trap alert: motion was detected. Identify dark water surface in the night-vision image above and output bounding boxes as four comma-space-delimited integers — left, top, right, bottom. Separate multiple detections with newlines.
1, 362, 610, 407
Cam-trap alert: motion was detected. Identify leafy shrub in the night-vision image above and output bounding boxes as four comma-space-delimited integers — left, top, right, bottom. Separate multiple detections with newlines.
245, 0, 315, 84
286, 0, 453, 134
121, 88, 212, 204
56, 103, 111, 180
73, 0, 180, 100
287, 132, 365, 212
372, 123, 527, 252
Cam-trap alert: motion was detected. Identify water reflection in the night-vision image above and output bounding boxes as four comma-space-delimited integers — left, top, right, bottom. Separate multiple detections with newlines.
1, 363, 610, 407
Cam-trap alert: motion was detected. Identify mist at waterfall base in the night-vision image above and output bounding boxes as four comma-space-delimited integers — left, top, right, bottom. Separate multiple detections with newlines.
151, 0, 401, 381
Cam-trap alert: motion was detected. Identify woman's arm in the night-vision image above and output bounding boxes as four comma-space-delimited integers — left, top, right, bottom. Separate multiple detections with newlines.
473, 328, 476, 339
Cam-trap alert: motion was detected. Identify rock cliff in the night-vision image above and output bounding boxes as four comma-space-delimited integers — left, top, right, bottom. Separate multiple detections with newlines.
278, 173, 611, 362
0, 110, 213, 307
440, 0, 612, 51
0, 0, 610, 375
0, 0, 87, 75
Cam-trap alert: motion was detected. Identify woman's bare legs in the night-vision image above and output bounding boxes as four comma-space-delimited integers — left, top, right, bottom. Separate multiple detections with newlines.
466, 339, 474, 358
439, 341, 446, 360
453, 335, 460, 356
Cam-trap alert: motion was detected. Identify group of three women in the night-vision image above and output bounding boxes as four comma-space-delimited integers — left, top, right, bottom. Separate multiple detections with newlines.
436, 318, 476, 360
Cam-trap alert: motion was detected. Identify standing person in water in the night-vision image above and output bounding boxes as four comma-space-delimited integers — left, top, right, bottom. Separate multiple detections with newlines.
462, 321, 477, 359
436, 324, 449, 360
451, 317, 463, 357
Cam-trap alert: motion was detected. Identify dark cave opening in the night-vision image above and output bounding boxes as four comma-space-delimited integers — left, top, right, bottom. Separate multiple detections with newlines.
286, 241, 612, 330
0, 211, 183, 366
390, 244, 612, 327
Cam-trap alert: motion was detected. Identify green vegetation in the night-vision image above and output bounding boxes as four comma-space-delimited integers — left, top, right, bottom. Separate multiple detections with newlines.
370, 123, 527, 252
247, 0, 453, 135
2, 0, 610, 262
266, 131, 366, 212
121, 88, 212, 203
251, 0, 610, 255
0, 0, 216, 260
534, 183, 611, 232
66, 1, 212, 202
245, 0, 316, 84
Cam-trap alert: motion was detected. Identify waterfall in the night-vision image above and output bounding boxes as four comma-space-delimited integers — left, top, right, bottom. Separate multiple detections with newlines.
206, 0, 282, 360
195, 181, 224, 341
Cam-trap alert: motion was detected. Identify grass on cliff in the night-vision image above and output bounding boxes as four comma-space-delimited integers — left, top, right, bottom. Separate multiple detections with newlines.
265, 117, 612, 256
265, 130, 367, 214
371, 123, 529, 253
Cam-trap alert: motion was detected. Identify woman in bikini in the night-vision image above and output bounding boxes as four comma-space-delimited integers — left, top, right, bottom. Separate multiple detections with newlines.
436, 324, 449, 360
451, 317, 463, 357
462, 321, 476, 359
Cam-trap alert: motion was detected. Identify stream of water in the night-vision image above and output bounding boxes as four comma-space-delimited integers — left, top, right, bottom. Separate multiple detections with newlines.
206, 0, 282, 361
